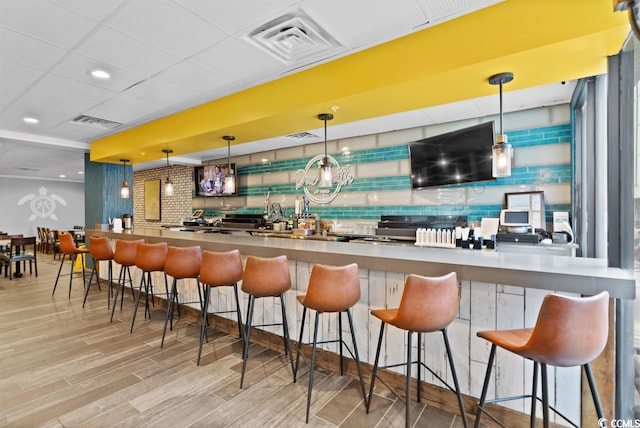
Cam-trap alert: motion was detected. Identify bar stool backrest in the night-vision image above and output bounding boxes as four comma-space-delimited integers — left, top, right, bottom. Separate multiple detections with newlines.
164, 246, 201, 279
242, 255, 290, 297
58, 232, 79, 254
304, 263, 360, 312
135, 242, 168, 272
199, 249, 243, 286
393, 272, 459, 332
89, 236, 114, 260
524, 291, 609, 367
114, 239, 144, 266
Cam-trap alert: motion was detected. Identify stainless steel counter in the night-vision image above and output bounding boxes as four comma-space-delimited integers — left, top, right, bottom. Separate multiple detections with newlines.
88, 228, 635, 299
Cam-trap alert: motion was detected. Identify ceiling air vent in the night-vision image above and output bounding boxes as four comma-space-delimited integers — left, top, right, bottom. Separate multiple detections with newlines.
285, 131, 320, 141
247, 12, 341, 65
71, 115, 123, 130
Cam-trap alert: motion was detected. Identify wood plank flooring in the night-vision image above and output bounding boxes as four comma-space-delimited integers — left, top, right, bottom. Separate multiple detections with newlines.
0, 255, 472, 427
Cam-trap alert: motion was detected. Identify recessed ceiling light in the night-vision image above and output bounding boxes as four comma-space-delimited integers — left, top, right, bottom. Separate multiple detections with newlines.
78, 171, 84, 175
23, 117, 39, 124
59, 174, 66, 178
89, 69, 110, 79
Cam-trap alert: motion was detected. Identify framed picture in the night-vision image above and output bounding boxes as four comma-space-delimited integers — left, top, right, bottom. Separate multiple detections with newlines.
145, 179, 161, 221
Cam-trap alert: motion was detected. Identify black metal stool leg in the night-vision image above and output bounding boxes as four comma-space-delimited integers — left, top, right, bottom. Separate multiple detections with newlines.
197, 285, 212, 365
305, 311, 321, 423
240, 295, 255, 388
68, 254, 76, 299
293, 306, 307, 382
442, 328, 468, 428
584, 363, 605, 420
279, 294, 294, 377
417, 332, 422, 403
406, 330, 412, 428
161, 278, 178, 348
233, 283, 244, 342
338, 311, 344, 376
110, 265, 125, 322
531, 362, 538, 428
130, 274, 146, 333
366, 321, 385, 412
541, 363, 549, 428
345, 308, 366, 401
474, 344, 496, 428
52, 254, 66, 296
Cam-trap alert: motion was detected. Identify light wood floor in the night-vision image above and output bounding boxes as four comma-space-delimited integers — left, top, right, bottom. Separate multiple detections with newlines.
0, 255, 473, 428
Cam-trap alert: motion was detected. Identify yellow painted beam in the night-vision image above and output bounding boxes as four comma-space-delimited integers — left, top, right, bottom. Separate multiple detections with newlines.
91, 0, 629, 164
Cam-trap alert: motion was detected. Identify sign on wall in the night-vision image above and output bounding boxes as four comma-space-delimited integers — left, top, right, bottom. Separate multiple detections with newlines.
293, 154, 353, 204
17, 186, 67, 221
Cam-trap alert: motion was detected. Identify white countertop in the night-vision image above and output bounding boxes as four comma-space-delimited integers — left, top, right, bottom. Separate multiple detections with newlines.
88, 228, 636, 299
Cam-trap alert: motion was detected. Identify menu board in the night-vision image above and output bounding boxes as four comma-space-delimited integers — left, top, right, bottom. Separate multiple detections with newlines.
505, 191, 545, 229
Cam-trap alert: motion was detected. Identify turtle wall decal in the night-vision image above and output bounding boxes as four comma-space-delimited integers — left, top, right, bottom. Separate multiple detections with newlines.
17, 186, 67, 221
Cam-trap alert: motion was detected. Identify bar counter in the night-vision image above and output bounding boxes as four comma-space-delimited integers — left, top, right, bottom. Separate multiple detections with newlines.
89, 228, 635, 299
88, 228, 635, 423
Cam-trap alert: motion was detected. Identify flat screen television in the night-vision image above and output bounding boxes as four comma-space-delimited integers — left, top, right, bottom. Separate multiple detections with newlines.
409, 121, 496, 189
194, 164, 237, 196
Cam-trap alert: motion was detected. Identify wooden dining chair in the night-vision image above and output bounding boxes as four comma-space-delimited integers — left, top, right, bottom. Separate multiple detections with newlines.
1, 236, 37, 280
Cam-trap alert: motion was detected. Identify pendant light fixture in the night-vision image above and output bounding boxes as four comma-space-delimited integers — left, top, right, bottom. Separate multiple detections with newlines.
318, 113, 334, 188
119, 159, 130, 199
223, 135, 236, 195
489, 72, 514, 178
162, 149, 173, 196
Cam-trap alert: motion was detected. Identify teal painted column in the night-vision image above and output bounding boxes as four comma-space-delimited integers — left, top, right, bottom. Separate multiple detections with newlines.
84, 153, 133, 230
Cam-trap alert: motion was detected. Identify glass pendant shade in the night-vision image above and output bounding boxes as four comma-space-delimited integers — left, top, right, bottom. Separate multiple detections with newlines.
119, 159, 130, 199
489, 72, 514, 178
317, 113, 334, 188
163, 149, 173, 196
319, 158, 333, 188
492, 134, 512, 178
120, 181, 130, 198
223, 136, 236, 194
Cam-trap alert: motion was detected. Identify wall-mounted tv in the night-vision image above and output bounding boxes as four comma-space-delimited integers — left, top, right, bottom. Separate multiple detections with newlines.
194, 164, 237, 196
409, 121, 496, 189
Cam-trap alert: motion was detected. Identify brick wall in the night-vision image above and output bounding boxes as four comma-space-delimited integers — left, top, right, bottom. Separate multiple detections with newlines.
133, 165, 193, 229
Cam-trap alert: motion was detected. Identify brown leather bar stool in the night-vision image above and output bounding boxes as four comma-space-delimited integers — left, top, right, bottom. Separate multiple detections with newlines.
294, 263, 366, 424
474, 291, 609, 428
366, 272, 468, 428
52, 232, 90, 299
240, 255, 294, 388
130, 242, 170, 333
110, 239, 144, 322
160, 246, 202, 348
83, 236, 114, 308
197, 249, 244, 365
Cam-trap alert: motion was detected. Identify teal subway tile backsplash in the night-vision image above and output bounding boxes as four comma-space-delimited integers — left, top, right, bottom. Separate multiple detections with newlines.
198, 124, 572, 225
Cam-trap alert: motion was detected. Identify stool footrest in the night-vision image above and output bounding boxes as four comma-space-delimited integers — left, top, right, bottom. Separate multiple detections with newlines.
480, 395, 579, 428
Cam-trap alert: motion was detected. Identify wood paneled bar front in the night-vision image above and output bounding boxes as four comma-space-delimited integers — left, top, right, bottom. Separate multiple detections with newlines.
88, 228, 635, 426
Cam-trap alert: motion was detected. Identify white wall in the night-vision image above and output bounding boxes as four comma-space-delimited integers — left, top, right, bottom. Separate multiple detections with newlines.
0, 178, 84, 237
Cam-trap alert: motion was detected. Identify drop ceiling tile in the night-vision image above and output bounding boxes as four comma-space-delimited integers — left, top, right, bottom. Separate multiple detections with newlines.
121, 78, 201, 110
0, 59, 42, 87
190, 37, 286, 83
420, 98, 484, 123
0, 81, 27, 111
6, 88, 95, 127
75, 26, 180, 77
417, 0, 501, 22
50, 53, 145, 92
0, 28, 67, 71
106, 0, 228, 58
175, 0, 300, 34
51, 0, 126, 22
377, 109, 435, 129
34, 74, 117, 105
48, 120, 112, 142
85, 92, 164, 124
302, 0, 427, 49
155, 61, 232, 99
0, 0, 98, 48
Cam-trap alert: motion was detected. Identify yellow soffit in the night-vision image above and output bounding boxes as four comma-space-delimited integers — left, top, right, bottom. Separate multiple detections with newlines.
91, 0, 629, 165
